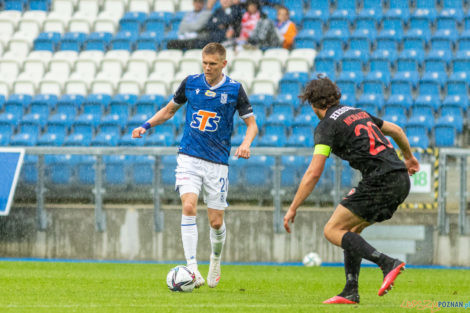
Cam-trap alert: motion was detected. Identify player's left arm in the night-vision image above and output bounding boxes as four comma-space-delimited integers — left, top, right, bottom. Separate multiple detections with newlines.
284, 152, 328, 233
235, 116, 258, 159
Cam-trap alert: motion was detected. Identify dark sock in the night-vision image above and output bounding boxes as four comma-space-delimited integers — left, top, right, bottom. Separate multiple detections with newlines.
338, 249, 361, 297
341, 231, 391, 268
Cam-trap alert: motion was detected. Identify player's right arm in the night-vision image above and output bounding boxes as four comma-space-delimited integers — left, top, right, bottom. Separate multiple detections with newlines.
380, 120, 420, 175
131, 100, 181, 138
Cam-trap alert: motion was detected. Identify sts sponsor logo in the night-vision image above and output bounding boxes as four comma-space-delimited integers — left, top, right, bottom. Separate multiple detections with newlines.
190, 110, 220, 132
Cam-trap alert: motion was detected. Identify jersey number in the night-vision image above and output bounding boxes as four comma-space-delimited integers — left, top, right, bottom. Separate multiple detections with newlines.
354, 121, 393, 155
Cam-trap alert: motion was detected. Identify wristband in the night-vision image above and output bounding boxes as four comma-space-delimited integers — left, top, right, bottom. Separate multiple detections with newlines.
141, 122, 151, 130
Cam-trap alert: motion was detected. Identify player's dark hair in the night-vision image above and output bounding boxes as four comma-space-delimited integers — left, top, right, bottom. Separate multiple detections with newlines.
299, 74, 342, 110
202, 42, 226, 60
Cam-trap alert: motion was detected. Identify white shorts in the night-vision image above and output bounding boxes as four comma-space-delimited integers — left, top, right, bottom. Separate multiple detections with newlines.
175, 154, 229, 210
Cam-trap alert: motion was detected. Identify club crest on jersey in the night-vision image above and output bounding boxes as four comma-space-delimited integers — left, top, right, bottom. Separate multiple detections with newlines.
195, 88, 200, 94
190, 110, 220, 132
221, 93, 227, 104
205, 90, 216, 97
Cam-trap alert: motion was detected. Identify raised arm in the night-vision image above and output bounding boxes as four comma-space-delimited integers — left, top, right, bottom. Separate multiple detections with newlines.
131, 100, 181, 138
380, 120, 420, 175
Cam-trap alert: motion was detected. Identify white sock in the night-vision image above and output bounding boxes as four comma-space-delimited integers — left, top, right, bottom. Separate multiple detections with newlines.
210, 222, 226, 259
181, 215, 198, 267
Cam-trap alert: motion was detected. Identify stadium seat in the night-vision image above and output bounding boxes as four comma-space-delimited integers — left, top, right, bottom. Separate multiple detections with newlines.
313, 52, 337, 77
430, 29, 457, 52
110, 31, 137, 51
336, 72, 362, 96
424, 50, 451, 73
356, 93, 384, 115
76, 155, 95, 184
64, 133, 92, 146
341, 51, 365, 73
419, 72, 446, 96
132, 155, 155, 185
10, 132, 38, 146
446, 74, 467, 96
37, 132, 65, 146
441, 94, 468, 115
403, 29, 429, 53
136, 31, 160, 50
59, 32, 87, 51
242, 156, 274, 187
356, 8, 381, 31
349, 29, 375, 52
161, 155, 177, 186
322, 29, 348, 52
376, 29, 402, 52
45, 154, 74, 184
436, 113, 463, 134
85, 32, 112, 51
91, 132, 119, 146
329, 10, 351, 30
413, 94, 440, 113
34, 32, 61, 51
294, 29, 320, 49
119, 11, 147, 33
302, 11, 323, 33
47, 113, 74, 134
434, 124, 457, 147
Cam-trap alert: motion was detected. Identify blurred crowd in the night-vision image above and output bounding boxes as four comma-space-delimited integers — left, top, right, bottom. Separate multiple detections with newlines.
167, 0, 297, 51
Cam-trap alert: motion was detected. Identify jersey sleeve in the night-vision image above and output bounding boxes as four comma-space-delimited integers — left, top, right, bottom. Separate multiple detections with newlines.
369, 113, 384, 128
236, 84, 254, 119
172, 77, 188, 105
313, 121, 334, 156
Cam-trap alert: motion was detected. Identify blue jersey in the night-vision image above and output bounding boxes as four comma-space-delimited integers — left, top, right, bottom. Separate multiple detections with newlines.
173, 74, 253, 165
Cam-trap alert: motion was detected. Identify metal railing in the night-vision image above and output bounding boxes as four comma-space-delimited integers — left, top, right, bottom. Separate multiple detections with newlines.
438, 148, 470, 235
20, 147, 346, 234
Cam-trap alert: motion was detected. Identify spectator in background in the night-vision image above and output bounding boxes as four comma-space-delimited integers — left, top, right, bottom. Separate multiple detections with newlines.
236, 0, 262, 46
246, 8, 281, 49
167, 0, 216, 49
276, 6, 297, 49
168, 0, 242, 50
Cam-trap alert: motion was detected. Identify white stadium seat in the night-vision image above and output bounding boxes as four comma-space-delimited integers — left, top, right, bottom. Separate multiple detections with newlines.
178, 58, 202, 76
179, 0, 193, 11
288, 48, 317, 68
43, 12, 68, 33
0, 80, 10, 96
39, 72, 66, 95
68, 12, 93, 33
152, 59, 176, 80
0, 17, 17, 46
77, 0, 101, 17
228, 71, 252, 94
154, 0, 175, 12
103, 0, 127, 18
258, 57, 284, 77
13, 72, 39, 95
236, 48, 263, 63
93, 11, 119, 33
49, 51, 78, 77
129, 0, 151, 13
118, 72, 145, 94
0, 58, 22, 82
52, 0, 76, 16
285, 57, 310, 73
65, 72, 90, 95
145, 72, 169, 96
91, 72, 118, 94
8, 32, 33, 58
231, 57, 257, 79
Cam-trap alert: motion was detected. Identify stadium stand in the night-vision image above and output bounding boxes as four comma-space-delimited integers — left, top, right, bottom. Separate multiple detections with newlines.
0, 0, 469, 189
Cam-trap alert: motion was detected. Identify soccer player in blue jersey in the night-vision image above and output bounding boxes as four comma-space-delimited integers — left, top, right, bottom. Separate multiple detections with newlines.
132, 42, 258, 288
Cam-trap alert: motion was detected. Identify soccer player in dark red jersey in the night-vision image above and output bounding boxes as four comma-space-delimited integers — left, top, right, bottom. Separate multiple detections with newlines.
283, 75, 420, 304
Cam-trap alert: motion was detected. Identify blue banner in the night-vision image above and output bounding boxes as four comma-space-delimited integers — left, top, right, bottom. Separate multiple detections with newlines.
0, 149, 24, 216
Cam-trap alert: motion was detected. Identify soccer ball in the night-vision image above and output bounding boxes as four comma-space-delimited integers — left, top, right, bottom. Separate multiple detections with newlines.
302, 252, 322, 267
166, 265, 196, 292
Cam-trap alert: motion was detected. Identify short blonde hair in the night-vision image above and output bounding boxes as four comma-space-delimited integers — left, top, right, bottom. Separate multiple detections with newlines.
202, 42, 226, 60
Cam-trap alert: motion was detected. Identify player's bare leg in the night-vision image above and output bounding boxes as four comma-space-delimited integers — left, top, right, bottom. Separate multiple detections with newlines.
323, 205, 404, 301
207, 208, 225, 288
181, 193, 205, 288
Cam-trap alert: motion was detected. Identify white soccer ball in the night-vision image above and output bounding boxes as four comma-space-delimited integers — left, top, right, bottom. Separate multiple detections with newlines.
302, 252, 322, 267
166, 265, 196, 292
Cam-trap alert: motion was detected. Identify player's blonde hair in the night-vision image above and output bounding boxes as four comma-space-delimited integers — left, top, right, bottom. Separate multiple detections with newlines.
202, 42, 226, 60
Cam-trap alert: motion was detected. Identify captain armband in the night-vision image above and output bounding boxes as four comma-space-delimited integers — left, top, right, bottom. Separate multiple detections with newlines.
313, 144, 331, 157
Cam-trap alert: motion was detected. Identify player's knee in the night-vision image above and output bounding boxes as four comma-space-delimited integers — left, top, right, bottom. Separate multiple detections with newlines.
209, 218, 223, 229
182, 202, 196, 216
323, 223, 334, 242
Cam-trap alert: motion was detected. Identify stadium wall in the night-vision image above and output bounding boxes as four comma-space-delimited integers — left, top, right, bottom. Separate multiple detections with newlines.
0, 205, 469, 266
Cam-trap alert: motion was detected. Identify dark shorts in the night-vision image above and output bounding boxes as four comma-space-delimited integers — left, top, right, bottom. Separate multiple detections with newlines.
340, 170, 410, 223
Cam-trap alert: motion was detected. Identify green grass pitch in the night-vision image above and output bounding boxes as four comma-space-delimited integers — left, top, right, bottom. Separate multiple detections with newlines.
0, 261, 468, 313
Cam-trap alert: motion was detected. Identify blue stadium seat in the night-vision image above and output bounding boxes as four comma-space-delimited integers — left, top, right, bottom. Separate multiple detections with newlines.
242, 156, 274, 186
119, 11, 147, 33
7, 93, 32, 110
355, 10, 379, 31
45, 154, 74, 184
85, 32, 112, 51
84, 93, 111, 111
457, 29, 470, 51
340, 93, 356, 107
292, 114, 320, 128
441, 94, 468, 115
170, 11, 185, 31
294, 29, 320, 49
56, 94, 84, 115
161, 30, 178, 49
249, 94, 273, 108
415, 0, 436, 8
20, 155, 38, 184
144, 132, 175, 146
37, 132, 65, 146
388, 0, 410, 10
406, 126, 430, 149
131, 155, 154, 185
111, 31, 137, 51
403, 29, 429, 52
419, 72, 447, 95
302, 10, 323, 32
436, 9, 462, 32
119, 133, 144, 146
309, 0, 329, 16
257, 134, 286, 147
424, 50, 451, 73
145, 12, 166, 33
31, 94, 57, 110
349, 29, 375, 52
29, 0, 51, 11
273, 93, 300, 110
452, 50, 470, 73
368, 52, 392, 76
47, 113, 73, 134
280, 155, 306, 187
356, 93, 384, 115
362, 0, 382, 10
446, 74, 467, 96
103, 155, 127, 185
0, 119, 15, 139
430, 29, 457, 52
363, 71, 389, 93
126, 113, 150, 131
383, 103, 407, 118
73, 114, 99, 137
34, 32, 61, 51
76, 155, 96, 184
21, 114, 44, 132
376, 29, 402, 52
336, 71, 362, 96
135, 94, 164, 114
382, 15, 405, 35
410, 8, 436, 32
161, 155, 177, 186
322, 29, 348, 52
329, 10, 351, 30
279, 72, 305, 96
434, 124, 457, 147
413, 94, 440, 112
28, 103, 50, 121
341, 51, 365, 72
64, 133, 92, 146
313, 52, 337, 76
60, 32, 87, 51
286, 131, 314, 147
382, 112, 407, 128
391, 71, 419, 95
383, 7, 410, 29
436, 114, 463, 133
100, 114, 123, 134
397, 50, 422, 72
442, 0, 463, 9
10, 132, 38, 146
91, 132, 118, 146
407, 113, 434, 132
386, 94, 413, 110
136, 31, 160, 50
4, 0, 27, 10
